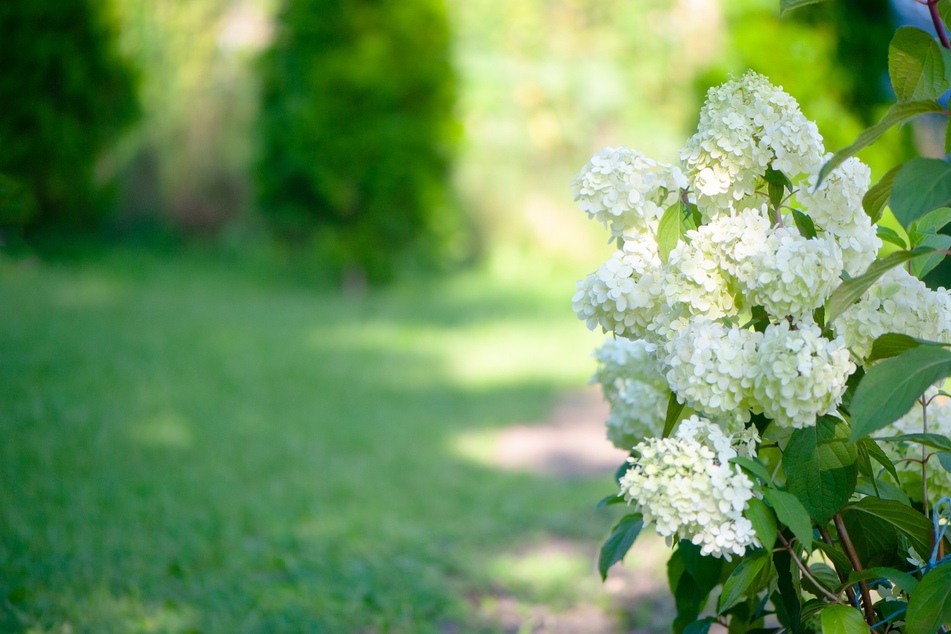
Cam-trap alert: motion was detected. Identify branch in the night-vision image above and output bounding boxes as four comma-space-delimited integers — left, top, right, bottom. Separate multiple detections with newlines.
777, 531, 843, 603
819, 527, 859, 609
833, 514, 879, 629
928, 0, 951, 50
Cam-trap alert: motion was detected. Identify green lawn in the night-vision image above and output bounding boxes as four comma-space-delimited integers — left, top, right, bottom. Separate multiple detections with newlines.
0, 249, 635, 633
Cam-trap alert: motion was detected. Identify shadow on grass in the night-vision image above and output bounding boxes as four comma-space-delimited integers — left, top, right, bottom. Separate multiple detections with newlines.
0, 251, 669, 633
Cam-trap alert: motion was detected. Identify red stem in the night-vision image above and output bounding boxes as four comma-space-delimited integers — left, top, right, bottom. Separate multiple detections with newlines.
928, 0, 951, 50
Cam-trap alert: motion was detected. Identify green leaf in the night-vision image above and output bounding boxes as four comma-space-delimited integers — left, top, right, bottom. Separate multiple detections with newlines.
596, 493, 624, 509
855, 476, 910, 505
598, 514, 643, 580
683, 617, 716, 634
859, 437, 901, 484
937, 451, 951, 472
940, 0, 951, 31
843, 497, 933, 558
946, 115, 951, 156
730, 456, 775, 486
745, 497, 778, 553
911, 234, 951, 278
838, 366, 865, 418
841, 510, 900, 567
906, 563, 951, 634
889, 27, 950, 104
658, 202, 696, 263
774, 549, 802, 634
826, 247, 936, 326
792, 209, 818, 239
877, 225, 908, 249
779, 0, 829, 15
851, 346, 951, 440
863, 164, 904, 223
867, 333, 951, 363
847, 567, 918, 595
679, 539, 723, 599
763, 488, 813, 552
717, 549, 773, 613
908, 207, 951, 243
769, 181, 786, 211
814, 541, 853, 577
663, 391, 686, 438
817, 101, 944, 187
802, 562, 840, 598
820, 604, 869, 634
877, 432, 951, 453
765, 166, 794, 189
891, 158, 951, 230
784, 418, 858, 524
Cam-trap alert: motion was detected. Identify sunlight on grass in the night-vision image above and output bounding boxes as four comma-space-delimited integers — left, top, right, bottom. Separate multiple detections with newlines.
128, 412, 195, 449
484, 540, 597, 606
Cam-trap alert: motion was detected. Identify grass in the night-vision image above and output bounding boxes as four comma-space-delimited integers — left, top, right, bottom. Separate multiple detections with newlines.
0, 248, 638, 633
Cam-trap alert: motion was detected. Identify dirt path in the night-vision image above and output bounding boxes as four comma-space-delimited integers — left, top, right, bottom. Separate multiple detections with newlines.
470, 388, 674, 634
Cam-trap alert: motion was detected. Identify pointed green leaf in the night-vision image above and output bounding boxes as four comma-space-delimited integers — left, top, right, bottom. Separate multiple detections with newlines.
683, 617, 716, 634
876, 432, 951, 453
859, 437, 901, 484
820, 604, 869, 634
851, 346, 951, 440
867, 332, 951, 363
906, 562, 951, 634
658, 202, 696, 263
783, 418, 858, 524
814, 541, 853, 577
855, 476, 910, 505
826, 247, 935, 326
940, 0, 951, 31
891, 158, 951, 230
731, 456, 775, 486
909, 207, 951, 242
764, 488, 813, 552
792, 209, 818, 239
937, 451, 951, 472
802, 562, 841, 598
596, 493, 624, 509
745, 497, 778, 552
717, 549, 773, 613
663, 391, 686, 438
598, 513, 644, 580
817, 101, 944, 187
889, 26, 950, 104
779, 0, 829, 15
912, 234, 951, 278
877, 225, 908, 249
864, 164, 904, 223
847, 567, 918, 594
843, 497, 933, 558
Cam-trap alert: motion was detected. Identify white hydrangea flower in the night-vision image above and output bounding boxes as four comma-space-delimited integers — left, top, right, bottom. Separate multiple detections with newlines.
837, 268, 951, 361
572, 233, 665, 338
735, 227, 843, 320
572, 146, 688, 239
663, 229, 740, 320
591, 337, 668, 450
619, 415, 760, 559
681, 71, 824, 219
797, 157, 881, 277
752, 322, 855, 428
797, 157, 870, 229
878, 390, 951, 505
662, 318, 762, 424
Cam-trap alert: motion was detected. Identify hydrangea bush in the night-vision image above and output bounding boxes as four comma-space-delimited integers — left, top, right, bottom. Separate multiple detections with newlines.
575, 4, 951, 632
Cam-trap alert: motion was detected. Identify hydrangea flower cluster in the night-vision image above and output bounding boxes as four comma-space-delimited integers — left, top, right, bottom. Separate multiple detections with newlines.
591, 337, 668, 450
619, 415, 760, 559
572, 71, 951, 559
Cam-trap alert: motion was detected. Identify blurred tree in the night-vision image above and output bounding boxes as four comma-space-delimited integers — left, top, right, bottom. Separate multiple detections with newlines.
256, 0, 464, 283
0, 0, 138, 236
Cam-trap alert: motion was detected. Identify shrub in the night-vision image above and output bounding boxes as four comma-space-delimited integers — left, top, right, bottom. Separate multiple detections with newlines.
255, 0, 463, 283
0, 0, 138, 234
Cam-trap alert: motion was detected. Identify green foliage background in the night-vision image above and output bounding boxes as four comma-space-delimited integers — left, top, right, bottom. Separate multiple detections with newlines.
255, 0, 464, 282
0, 0, 138, 234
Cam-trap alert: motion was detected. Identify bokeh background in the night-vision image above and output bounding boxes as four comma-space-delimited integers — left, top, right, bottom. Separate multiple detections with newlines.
0, 0, 941, 632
